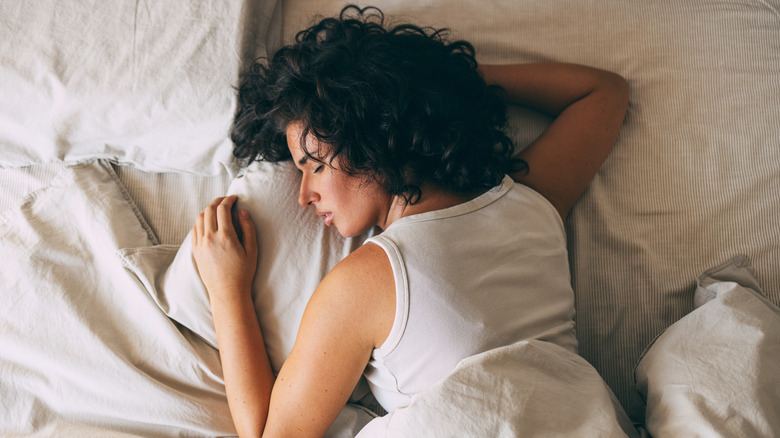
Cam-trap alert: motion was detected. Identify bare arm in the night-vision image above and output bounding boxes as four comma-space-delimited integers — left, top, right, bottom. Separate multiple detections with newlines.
192, 196, 274, 437
262, 243, 394, 437
480, 63, 629, 219
192, 198, 394, 437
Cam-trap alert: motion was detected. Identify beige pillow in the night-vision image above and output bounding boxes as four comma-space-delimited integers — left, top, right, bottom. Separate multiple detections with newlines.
121, 160, 365, 373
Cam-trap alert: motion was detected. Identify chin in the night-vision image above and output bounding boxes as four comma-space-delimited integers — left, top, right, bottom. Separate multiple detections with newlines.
336, 227, 359, 238
335, 223, 367, 238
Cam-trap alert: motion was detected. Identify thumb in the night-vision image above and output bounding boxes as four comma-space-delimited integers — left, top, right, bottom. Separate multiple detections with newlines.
239, 209, 258, 259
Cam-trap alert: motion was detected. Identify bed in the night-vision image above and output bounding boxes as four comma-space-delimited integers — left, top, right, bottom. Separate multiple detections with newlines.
1, 0, 778, 436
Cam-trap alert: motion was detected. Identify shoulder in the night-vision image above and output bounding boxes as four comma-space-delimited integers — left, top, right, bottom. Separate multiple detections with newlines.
265, 244, 395, 436
310, 243, 395, 349
324, 243, 394, 298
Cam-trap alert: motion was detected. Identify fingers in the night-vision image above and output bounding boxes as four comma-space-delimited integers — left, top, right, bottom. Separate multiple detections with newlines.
216, 196, 237, 236
238, 209, 257, 259
200, 195, 238, 230
194, 208, 205, 244
203, 196, 225, 232
194, 196, 246, 248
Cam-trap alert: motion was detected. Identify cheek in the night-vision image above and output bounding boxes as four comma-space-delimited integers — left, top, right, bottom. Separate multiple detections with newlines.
327, 173, 360, 200
327, 171, 389, 216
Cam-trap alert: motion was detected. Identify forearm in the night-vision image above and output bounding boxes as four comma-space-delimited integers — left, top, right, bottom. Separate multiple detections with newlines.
210, 289, 275, 437
479, 63, 627, 117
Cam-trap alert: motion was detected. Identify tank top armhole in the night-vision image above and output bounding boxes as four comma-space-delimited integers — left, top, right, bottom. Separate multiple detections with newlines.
364, 236, 409, 357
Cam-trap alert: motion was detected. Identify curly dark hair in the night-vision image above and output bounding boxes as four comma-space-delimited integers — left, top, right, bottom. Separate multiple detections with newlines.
231, 5, 521, 203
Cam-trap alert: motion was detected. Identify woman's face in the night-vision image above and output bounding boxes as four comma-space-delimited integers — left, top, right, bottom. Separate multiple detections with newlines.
286, 122, 393, 237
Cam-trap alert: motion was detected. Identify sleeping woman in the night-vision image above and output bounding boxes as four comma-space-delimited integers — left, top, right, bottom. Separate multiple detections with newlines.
191, 5, 628, 437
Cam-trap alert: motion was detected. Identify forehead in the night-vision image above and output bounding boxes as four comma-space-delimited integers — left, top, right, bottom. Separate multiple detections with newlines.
285, 122, 305, 160
285, 121, 324, 163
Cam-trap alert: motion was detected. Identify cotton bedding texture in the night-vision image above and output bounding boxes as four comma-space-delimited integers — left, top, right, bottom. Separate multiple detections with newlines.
1, 0, 779, 437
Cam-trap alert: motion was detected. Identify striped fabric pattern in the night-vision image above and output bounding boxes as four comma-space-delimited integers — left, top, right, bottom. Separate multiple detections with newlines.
113, 164, 231, 246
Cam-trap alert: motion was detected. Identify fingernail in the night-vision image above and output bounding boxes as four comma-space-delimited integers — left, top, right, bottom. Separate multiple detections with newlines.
241, 209, 249, 218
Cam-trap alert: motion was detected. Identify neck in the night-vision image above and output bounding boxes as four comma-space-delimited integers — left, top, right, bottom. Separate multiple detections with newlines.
380, 184, 488, 230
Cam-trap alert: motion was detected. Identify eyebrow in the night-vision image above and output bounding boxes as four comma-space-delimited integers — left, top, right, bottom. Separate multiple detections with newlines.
297, 155, 308, 166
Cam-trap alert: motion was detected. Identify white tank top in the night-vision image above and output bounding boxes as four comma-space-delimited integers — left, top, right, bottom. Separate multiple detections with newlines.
363, 176, 577, 412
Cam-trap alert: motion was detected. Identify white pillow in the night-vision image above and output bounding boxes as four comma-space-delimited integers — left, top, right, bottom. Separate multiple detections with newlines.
0, 0, 277, 175
634, 256, 780, 436
121, 160, 366, 373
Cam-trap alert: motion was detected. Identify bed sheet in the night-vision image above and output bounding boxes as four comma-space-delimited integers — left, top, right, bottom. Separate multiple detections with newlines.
0, 161, 234, 436
635, 256, 780, 436
0, 0, 278, 176
0, 161, 374, 437
358, 340, 638, 437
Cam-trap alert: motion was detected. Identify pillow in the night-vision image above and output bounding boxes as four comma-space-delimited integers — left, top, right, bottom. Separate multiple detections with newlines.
121, 160, 366, 373
634, 255, 780, 436
0, 0, 278, 175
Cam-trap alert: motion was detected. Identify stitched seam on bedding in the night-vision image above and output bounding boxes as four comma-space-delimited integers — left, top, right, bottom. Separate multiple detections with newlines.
98, 159, 160, 246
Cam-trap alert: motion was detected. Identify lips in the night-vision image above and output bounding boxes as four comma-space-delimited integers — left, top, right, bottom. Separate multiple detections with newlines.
317, 210, 333, 227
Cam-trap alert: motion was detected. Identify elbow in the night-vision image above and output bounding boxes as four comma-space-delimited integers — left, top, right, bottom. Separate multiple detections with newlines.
235, 422, 264, 438
606, 72, 630, 113
232, 403, 270, 438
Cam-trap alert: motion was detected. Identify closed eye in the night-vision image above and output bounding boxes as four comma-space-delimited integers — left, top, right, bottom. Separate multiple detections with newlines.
313, 165, 324, 174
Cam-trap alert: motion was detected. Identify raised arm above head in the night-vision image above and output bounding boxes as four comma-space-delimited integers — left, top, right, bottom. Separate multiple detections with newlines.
480, 63, 629, 219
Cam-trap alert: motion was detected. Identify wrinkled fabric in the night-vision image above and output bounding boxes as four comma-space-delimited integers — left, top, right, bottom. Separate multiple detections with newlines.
0, 161, 234, 436
0, 0, 278, 175
636, 256, 780, 437
359, 340, 638, 438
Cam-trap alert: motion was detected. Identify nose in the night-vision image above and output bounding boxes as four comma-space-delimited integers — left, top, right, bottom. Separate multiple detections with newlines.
298, 174, 320, 207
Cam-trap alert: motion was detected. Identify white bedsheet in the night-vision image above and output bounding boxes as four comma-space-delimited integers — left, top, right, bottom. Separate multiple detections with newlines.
0, 159, 639, 436
358, 340, 638, 438
0, 0, 278, 176
0, 160, 374, 437
0, 161, 234, 436
635, 257, 780, 436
